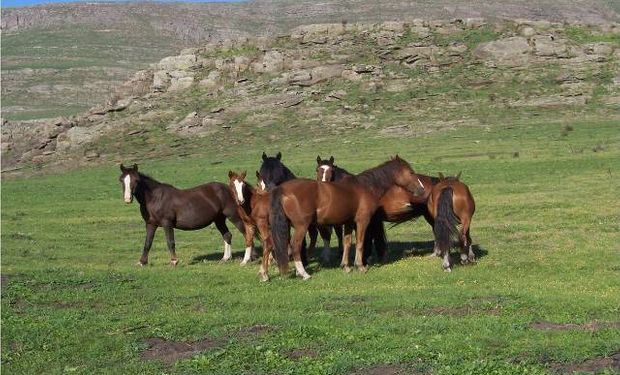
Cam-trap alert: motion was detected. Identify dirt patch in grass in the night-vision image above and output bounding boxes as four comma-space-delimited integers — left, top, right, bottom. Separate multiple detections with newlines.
141, 337, 220, 366
531, 321, 620, 331
549, 352, 620, 374
236, 324, 274, 337
349, 364, 411, 375
285, 348, 318, 361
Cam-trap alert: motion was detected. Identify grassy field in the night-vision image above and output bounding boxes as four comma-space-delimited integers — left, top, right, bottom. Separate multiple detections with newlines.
2, 113, 619, 374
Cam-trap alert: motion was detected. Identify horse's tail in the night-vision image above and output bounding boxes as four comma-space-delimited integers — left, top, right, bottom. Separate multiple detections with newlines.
434, 187, 460, 253
363, 214, 387, 264
269, 186, 290, 276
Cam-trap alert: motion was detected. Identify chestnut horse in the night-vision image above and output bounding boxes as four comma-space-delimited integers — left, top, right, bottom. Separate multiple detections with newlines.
119, 164, 245, 265
426, 173, 476, 271
269, 156, 424, 280
227, 170, 274, 281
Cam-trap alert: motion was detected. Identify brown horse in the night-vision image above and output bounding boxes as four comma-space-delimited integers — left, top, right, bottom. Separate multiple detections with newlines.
269, 156, 424, 280
426, 173, 476, 271
227, 170, 274, 281
119, 164, 245, 265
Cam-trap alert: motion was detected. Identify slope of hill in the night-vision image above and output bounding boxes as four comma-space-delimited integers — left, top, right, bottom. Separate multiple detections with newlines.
1, 0, 619, 121
2, 18, 618, 174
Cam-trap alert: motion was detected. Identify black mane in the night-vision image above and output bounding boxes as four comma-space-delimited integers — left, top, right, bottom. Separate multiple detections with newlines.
259, 158, 296, 189
317, 160, 353, 181
352, 158, 413, 197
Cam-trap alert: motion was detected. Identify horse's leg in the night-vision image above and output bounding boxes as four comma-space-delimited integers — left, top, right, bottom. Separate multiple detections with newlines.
139, 223, 157, 266
318, 225, 332, 263
240, 223, 255, 266
308, 224, 318, 257
163, 226, 178, 266
354, 217, 370, 273
292, 225, 311, 280
341, 224, 354, 273
422, 212, 440, 257
215, 217, 233, 261
460, 216, 475, 264
257, 219, 272, 282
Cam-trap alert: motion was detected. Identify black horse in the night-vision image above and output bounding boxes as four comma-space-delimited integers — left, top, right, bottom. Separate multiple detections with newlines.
258, 152, 297, 189
119, 164, 245, 265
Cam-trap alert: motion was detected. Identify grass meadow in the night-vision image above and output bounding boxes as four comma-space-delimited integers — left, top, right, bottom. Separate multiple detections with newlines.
2, 117, 619, 374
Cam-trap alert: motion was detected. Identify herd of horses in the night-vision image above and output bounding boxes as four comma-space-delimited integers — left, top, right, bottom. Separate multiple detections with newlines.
118, 152, 476, 281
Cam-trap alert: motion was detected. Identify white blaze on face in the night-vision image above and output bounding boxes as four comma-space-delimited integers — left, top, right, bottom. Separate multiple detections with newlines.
233, 179, 245, 204
123, 174, 132, 203
417, 177, 425, 191
259, 180, 266, 191
320, 165, 331, 182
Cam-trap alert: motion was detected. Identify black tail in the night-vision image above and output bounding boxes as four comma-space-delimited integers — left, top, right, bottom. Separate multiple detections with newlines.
269, 186, 290, 276
363, 214, 387, 264
434, 187, 460, 254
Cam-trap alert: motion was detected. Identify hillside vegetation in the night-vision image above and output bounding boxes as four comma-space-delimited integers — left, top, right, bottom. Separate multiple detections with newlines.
1, 17, 620, 375
1, 0, 619, 121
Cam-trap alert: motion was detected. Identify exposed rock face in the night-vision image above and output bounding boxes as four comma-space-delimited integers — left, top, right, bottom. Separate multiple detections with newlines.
2, 18, 618, 171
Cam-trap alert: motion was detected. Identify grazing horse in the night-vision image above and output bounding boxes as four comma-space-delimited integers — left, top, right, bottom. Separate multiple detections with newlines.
227, 170, 274, 281
426, 173, 476, 271
269, 156, 424, 280
119, 164, 245, 265
364, 173, 441, 262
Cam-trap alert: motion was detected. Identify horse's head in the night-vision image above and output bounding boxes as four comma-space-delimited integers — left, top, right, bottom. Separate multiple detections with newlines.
390, 155, 425, 197
259, 151, 294, 189
228, 170, 248, 205
316, 155, 335, 182
119, 164, 140, 204
255, 171, 268, 193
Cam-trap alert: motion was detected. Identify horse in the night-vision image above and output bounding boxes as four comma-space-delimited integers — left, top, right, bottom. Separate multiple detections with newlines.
426, 172, 476, 271
119, 164, 245, 266
258, 152, 296, 189
309, 155, 352, 262
258, 151, 310, 266
363, 173, 441, 262
227, 170, 274, 281
269, 156, 424, 280
313, 156, 440, 264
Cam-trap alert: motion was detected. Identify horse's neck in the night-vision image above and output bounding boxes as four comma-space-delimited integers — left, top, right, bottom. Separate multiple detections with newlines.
333, 166, 353, 181
134, 175, 166, 205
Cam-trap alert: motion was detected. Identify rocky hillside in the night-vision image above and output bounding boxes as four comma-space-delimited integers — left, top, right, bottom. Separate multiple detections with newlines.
2, 18, 619, 174
2, 0, 619, 121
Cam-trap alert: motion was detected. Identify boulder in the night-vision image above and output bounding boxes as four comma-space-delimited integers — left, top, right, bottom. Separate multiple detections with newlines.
152, 70, 171, 92
531, 35, 572, 58
473, 36, 532, 67
157, 54, 199, 71
168, 76, 194, 92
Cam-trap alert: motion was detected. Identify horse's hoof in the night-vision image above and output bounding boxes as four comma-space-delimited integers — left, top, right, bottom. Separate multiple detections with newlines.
302, 274, 312, 281
221, 257, 231, 262
259, 274, 269, 282
137, 261, 147, 267
170, 259, 179, 266
240, 261, 248, 266
358, 266, 368, 273
343, 266, 352, 273
460, 259, 469, 265
444, 267, 452, 273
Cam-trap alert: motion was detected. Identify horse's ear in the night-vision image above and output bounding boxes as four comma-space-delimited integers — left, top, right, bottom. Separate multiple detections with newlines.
316, 155, 321, 164
394, 154, 401, 160
276, 152, 282, 160
262, 152, 267, 161
438, 172, 445, 180
456, 171, 462, 180
329, 156, 334, 164
240, 170, 247, 179
132, 164, 138, 171
120, 164, 126, 172
255, 170, 260, 179
228, 170, 234, 179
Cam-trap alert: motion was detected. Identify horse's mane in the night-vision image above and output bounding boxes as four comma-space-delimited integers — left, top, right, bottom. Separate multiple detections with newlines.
259, 158, 296, 188
138, 172, 174, 190
353, 158, 413, 197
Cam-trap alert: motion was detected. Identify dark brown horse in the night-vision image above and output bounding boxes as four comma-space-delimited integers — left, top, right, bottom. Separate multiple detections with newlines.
227, 170, 273, 281
426, 173, 476, 271
119, 164, 245, 265
269, 156, 424, 280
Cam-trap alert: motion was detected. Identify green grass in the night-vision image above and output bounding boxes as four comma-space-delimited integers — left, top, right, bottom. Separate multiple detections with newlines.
2, 115, 619, 374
